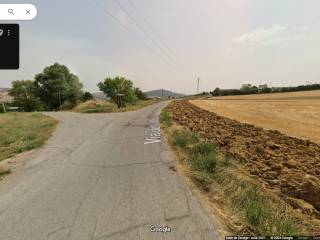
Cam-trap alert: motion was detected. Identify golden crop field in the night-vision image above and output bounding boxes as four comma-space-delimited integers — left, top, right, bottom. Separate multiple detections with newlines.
191, 90, 320, 143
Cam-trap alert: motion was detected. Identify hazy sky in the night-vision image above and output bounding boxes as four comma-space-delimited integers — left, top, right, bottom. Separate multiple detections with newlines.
1, 0, 320, 94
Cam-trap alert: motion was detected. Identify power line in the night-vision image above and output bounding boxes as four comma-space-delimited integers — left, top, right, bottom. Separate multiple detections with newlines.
91, 0, 192, 86
112, 0, 175, 64
92, 0, 153, 52
126, 0, 176, 58
91, 0, 178, 70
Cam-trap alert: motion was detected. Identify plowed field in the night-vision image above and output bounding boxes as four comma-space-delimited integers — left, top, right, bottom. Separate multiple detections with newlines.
171, 100, 320, 218
191, 90, 320, 143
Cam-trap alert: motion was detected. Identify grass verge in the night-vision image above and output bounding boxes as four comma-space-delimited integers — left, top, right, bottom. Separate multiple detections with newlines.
74, 100, 161, 113
0, 112, 57, 162
160, 103, 306, 236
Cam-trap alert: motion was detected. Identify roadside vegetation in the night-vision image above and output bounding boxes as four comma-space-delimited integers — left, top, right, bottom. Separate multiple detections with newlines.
74, 99, 160, 113
8, 63, 84, 111
160, 104, 317, 236
4, 63, 151, 113
0, 113, 57, 162
204, 83, 320, 97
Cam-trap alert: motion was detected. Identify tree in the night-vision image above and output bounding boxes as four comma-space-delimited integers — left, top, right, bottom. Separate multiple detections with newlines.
9, 81, 38, 111
9, 80, 43, 111
34, 63, 83, 110
97, 76, 137, 107
212, 88, 221, 96
134, 87, 146, 100
81, 91, 93, 102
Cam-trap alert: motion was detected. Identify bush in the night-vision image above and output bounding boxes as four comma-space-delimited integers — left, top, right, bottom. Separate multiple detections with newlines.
191, 153, 217, 173
81, 92, 93, 102
60, 100, 75, 110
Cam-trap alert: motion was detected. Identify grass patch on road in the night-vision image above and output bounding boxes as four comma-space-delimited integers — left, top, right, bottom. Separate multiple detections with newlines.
160, 107, 173, 127
160, 104, 301, 236
0, 113, 57, 162
74, 100, 161, 113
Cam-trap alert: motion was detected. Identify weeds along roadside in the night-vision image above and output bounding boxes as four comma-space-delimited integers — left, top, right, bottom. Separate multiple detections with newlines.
159, 102, 315, 236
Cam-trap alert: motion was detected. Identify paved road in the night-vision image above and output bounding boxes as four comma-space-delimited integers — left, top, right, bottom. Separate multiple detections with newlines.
0, 102, 220, 240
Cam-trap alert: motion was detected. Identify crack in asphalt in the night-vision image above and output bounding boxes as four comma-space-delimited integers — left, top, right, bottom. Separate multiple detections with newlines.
92, 221, 151, 240
66, 160, 164, 170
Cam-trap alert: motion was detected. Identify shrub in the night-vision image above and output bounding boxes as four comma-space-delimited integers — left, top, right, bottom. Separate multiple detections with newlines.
60, 100, 74, 110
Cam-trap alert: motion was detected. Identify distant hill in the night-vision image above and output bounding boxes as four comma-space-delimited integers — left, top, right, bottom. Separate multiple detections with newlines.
0, 88, 12, 102
0, 88, 10, 93
145, 89, 185, 99
91, 91, 108, 100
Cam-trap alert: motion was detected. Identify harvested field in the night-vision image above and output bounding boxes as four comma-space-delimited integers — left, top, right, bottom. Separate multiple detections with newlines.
171, 100, 320, 221
191, 90, 320, 143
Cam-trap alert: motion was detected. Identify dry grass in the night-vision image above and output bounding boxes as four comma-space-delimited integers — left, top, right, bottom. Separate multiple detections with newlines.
0, 113, 57, 161
74, 100, 161, 113
191, 90, 320, 143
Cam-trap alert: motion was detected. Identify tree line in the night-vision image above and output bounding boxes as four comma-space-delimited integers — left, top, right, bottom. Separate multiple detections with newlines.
6, 63, 146, 112
209, 83, 320, 97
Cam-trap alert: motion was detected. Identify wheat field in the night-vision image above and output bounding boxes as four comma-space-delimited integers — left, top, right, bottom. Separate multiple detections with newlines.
191, 90, 320, 143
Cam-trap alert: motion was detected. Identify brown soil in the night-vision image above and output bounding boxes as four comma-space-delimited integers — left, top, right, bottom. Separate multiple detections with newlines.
171, 100, 320, 219
191, 92, 320, 143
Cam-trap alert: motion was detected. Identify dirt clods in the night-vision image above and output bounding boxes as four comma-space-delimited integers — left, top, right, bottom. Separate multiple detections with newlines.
171, 100, 320, 215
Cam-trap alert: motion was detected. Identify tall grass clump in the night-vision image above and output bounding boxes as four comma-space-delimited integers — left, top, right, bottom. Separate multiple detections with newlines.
160, 108, 173, 127
191, 153, 217, 173
223, 178, 297, 235
171, 129, 199, 148
190, 142, 218, 173
190, 142, 217, 155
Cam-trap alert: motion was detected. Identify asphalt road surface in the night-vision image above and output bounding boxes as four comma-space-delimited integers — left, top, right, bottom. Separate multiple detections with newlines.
0, 102, 220, 240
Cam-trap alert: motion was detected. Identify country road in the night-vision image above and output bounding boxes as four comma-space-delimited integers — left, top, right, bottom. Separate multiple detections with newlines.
0, 102, 220, 240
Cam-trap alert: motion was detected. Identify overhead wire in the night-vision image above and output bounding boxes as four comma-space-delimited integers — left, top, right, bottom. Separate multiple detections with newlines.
126, 0, 176, 59
112, 0, 176, 64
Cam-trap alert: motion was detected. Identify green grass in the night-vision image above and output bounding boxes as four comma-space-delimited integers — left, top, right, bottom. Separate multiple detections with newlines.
190, 143, 218, 173
171, 129, 199, 148
191, 153, 217, 173
190, 142, 217, 155
74, 100, 161, 113
160, 107, 173, 127
221, 174, 297, 235
0, 112, 57, 161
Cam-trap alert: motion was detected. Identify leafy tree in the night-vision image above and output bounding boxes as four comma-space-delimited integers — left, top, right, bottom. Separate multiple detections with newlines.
34, 63, 83, 110
81, 91, 93, 102
9, 80, 43, 111
97, 76, 137, 107
134, 87, 146, 100
212, 88, 221, 96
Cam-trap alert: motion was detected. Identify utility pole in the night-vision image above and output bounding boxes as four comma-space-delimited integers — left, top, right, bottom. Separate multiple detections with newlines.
161, 88, 164, 98
197, 78, 200, 95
